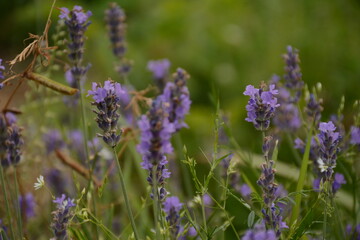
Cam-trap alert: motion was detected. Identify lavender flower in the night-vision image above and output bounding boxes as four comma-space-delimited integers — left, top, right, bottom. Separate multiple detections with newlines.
163, 196, 183, 239
1, 124, 23, 167
46, 169, 68, 197
244, 83, 280, 131
282, 46, 303, 99
346, 224, 360, 239
317, 121, 341, 180
43, 130, 65, 154
162, 68, 191, 131
350, 126, 360, 145
19, 193, 36, 219
240, 184, 252, 198
137, 96, 175, 200
257, 160, 278, 206
51, 194, 76, 240
105, 3, 132, 76
147, 59, 171, 90
305, 94, 323, 123
273, 88, 301, 131
242, 223, 277, 240
262, 204, 288, 237
105, 3, 126, 58
88, 80, 126, 147
313, 173, 346, 194
60, 6, 92, 102
0, 59, 5, 80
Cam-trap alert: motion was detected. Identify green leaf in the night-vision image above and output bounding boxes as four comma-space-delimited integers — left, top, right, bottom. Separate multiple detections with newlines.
247, 211, 255, 228
288, 199, 320, 240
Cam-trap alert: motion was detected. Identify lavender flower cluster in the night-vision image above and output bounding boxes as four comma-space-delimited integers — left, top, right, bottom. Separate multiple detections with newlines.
244, 83, 280, 131
88, 80, 127, 147
60, 6, 92, 97
0, 114, 23, 167
50, 194, 76, 240
137, 97, 175, 200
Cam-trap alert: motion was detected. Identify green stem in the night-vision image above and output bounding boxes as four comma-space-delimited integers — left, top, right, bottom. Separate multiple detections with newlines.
78, 78, 99, 239
13, 168, 23, 239
290, 126, 313, 225
113, 148, 140, 240
323, 197, 328, 240
0, 165, 15, 239
174, 133, 193, 197
152, 165, 160, 240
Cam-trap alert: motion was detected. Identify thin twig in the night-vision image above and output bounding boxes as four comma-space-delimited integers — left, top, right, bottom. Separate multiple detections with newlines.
54, 150, 101, 188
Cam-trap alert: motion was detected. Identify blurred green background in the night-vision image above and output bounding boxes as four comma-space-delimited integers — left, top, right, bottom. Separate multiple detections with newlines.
1, 0, 360, 153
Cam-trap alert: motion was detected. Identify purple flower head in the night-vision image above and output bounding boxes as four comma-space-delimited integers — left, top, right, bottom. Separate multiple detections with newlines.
51, 194, 76, 240
19, 193, 36, 219
244, 83, 280, 131
147, 59, 171, 90
332, 173, 346, 193
305, 94, 323, 123
46, 169, 68, 197
43, 130, 65, 154
240, 184, 252, 197
137, 96, 175, 200
88, 80, 124, 147
2, 124, 23, 167
242, 223, 277, 240
5, 112, 17, 125
262, 203, 289, 237
282, 46, 304, 93
163, 196, 183, 238
273, 88, 301, 131
350, 126, 360, 145
162, 68, 191, 131
317, 121, 341, 180
257, 160, 278, 206
105, 3, 127, 58
0, 58, 5, 79
60, 5, 91, 105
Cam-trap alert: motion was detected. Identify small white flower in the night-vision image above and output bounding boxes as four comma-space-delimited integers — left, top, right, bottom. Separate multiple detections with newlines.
34, 175, 45, 190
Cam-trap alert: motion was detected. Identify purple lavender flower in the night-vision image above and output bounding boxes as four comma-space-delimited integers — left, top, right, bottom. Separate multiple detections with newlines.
162, 68, 191, 131
19, 193, 36, 219
2, 125, 23, 167
88, 80, 126, 147
262, 203, 288, 237
305, 94, 323, 123
105, 3, 132, 76
273, 88, 301, 131
46, 169, 68, 197
317, 121, 341, 180
137, 96, 175, 200
60, 6, 92, 104
51, 194, 76, 240
350, 126, 360, 145
242, 223, 277, 240
244, 83, 280, 131
240, 184, 252, 197
314, 173, 346, 194
0, 59, 5, 80
43, 130, 65, 154
282, 46, 303, 97
332, 173, 346, 193
346, 223, 360, 239
147, 59, 171, 90
257, 160, 278, 206
105, 3, 127, 58
163, 196, 183, 239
